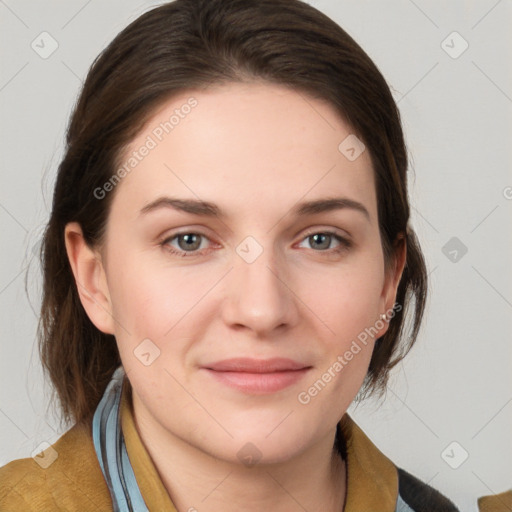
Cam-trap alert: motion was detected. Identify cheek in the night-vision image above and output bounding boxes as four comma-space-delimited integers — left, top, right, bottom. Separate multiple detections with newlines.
107, 264, 203, 386
294, 250, 385, 404
107, 253, 212, 338
105, 254, 229, 384
299, 253, 385, 341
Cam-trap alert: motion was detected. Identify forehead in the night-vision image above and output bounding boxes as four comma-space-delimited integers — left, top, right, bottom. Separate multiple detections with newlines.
110, 82, 377, 222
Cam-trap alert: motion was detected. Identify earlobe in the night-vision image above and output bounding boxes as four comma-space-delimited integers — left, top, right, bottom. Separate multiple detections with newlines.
64, 222, 115, 335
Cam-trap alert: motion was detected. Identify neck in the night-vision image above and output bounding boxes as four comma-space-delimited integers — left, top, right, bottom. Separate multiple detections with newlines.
131, 392, 347, 512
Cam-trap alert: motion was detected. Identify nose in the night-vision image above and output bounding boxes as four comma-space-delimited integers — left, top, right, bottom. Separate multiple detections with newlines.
220, 242, 300, 337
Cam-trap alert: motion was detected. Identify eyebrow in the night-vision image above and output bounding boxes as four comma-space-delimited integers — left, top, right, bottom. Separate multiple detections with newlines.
139, 196, 370, 221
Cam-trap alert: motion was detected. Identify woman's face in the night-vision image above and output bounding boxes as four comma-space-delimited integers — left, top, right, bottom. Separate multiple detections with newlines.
90, 82, 401, 464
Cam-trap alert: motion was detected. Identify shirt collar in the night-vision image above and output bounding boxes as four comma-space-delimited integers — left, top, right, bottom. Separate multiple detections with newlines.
120, 379, 398, 511
120, 378, 178, 511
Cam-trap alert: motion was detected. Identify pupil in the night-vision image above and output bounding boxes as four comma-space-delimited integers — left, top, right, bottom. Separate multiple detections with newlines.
181, 234, 199, 250
312, 233, 329, 249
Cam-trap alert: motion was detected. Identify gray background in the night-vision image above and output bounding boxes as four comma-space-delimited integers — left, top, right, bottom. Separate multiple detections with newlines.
1, 0, 511, 510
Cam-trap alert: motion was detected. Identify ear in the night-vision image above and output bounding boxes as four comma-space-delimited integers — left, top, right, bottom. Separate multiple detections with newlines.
378, 234, 407, 333
64, 222, 115, 335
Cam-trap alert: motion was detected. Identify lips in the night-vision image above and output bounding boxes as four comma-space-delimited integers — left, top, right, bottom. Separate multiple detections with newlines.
204, 357, 309, 373
202, 358, 312, 394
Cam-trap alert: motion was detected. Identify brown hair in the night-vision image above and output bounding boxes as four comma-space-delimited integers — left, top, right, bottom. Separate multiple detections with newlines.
39, 0, 427, 427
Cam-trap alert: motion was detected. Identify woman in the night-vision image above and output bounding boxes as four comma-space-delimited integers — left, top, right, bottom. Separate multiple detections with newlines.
0, 0, 460, 510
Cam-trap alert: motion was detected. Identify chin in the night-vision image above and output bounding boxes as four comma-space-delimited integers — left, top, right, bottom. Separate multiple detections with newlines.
224, 423, 312, 464
223, 438, 307, 468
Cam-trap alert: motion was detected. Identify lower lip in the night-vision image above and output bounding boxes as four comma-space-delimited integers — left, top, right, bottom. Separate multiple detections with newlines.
203, 368, 311, 394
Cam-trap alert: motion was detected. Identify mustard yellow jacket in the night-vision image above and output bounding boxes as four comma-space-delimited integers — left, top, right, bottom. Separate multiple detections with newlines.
0, 385, 463, 511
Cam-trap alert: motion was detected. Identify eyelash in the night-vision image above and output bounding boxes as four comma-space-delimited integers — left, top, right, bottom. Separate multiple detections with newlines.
160, 229, 352, 258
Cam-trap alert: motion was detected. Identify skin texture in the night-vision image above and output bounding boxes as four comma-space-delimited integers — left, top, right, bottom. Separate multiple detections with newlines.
65, 82, 405, 511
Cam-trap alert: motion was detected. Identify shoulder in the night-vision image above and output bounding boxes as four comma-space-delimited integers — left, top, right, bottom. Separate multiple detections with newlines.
338, 415, 460, 511
397, 467, 460, 512
0, 422, 112, 512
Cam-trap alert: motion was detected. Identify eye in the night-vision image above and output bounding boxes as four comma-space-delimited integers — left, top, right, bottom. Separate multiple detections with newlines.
297, 230, 352, 254
160, 229, 352, 258
161, 232, 212, 257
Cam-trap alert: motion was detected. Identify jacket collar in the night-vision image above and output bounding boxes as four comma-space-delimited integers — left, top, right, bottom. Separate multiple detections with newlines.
338, 413, 398, 510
